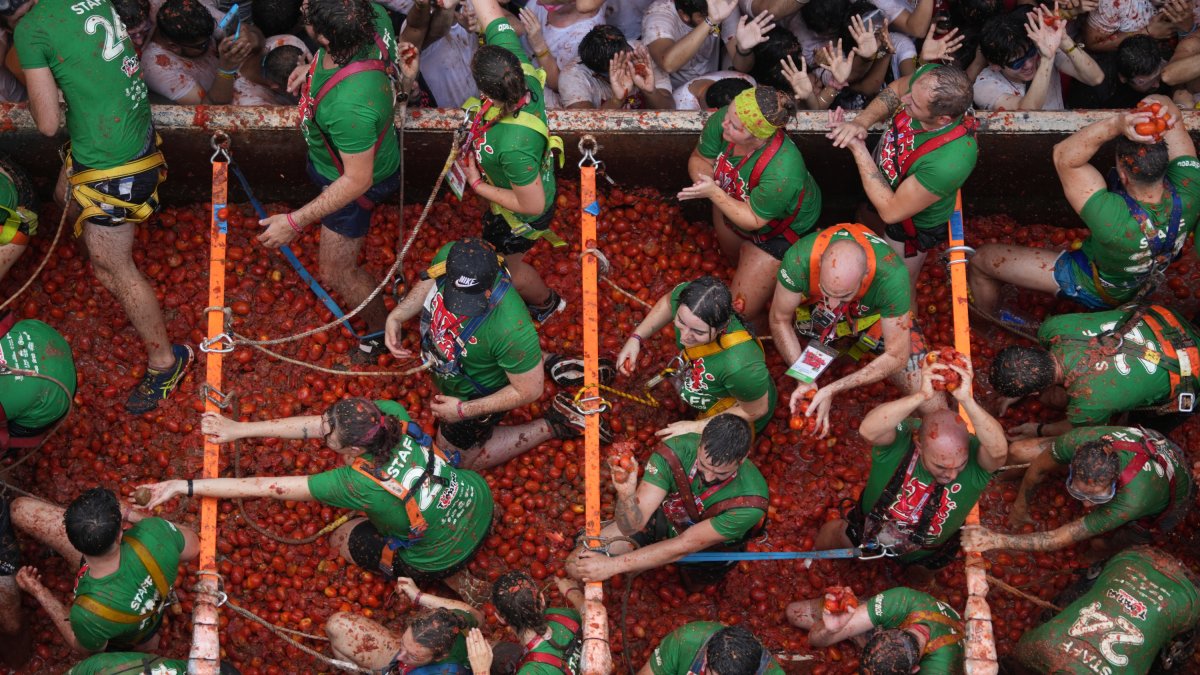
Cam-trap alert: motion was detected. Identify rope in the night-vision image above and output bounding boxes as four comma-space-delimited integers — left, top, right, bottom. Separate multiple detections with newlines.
224, 599, 369, 673
581, 247, 653, 310
968, 304, 1040, 342
985, 573, 1062, 614
239, 341, 433, 378
619, 570, 640, 675
0, 207, 68, 313
0, 478, 46, 501
232, 133, 463, 348
595, 383, 659, 408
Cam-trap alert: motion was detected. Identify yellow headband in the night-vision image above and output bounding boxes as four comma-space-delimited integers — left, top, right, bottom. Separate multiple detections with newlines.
732, 88, 777, 139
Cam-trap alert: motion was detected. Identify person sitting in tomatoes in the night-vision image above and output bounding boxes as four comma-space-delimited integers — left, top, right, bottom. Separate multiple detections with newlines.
323, 576, 482, 674
767, 222, 920, 438
565, 414, 768, 587
639, 622, 786, 674
616, 276, 776, 440
462, 572, 588, 674
786, 586, 965, 673
813, 357, 1007, 575
137, 398, 494, 601
970, 95, 1200, 319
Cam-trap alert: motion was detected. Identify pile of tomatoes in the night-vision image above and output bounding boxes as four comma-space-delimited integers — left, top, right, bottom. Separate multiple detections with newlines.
4, 186, 1200, 674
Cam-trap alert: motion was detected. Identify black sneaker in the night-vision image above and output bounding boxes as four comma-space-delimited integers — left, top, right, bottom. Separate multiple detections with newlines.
125, 344, 194, 414
0, 496, 21, 576
528, 291, 567, 323
352, 333, 387, 365
544, 392, 612, 443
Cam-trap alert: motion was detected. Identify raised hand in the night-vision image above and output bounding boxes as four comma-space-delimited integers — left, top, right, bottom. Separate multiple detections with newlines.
780, 55, 813, 100
735, 11, 776, 54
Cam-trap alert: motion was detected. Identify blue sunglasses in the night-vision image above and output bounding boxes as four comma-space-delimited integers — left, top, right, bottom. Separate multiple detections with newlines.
1008, 44, 1039, 70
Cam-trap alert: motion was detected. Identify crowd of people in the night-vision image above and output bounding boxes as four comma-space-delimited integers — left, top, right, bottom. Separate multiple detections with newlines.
2, 0, 1200, 670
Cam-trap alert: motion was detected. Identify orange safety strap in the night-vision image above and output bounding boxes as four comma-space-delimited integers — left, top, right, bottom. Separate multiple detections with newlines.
945, 190, 998, 669
1141, 308, 1199, 401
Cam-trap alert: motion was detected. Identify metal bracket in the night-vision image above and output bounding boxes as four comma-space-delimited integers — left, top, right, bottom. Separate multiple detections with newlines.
580, 247, 611, 276
1179, 392, 1195, 413
199, 383, 235, 410
942, 245, 976, 267
200, 332, 235, 354
578, 134, 598, 167
210, 132, 231, 163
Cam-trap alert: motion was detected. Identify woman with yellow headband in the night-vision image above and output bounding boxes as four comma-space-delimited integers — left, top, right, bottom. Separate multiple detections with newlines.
679, 85, 823, 326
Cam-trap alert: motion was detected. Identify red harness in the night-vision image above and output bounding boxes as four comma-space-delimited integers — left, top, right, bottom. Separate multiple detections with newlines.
1110, 430, 1181, 528
520, 613, 581, 671
712, 130, 806, 246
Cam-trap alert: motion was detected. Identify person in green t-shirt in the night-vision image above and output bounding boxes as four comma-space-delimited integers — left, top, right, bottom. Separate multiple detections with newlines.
1, 318, 78, 443
325, 576, 481, 673
1015, 546, 1200, 675
964, 426, 1192, 558
9, 487, 199, 654
769, 222, 918, 438
385, 239, 592, 470
469, 570, 587, 675
678, 85, 823, 324
457, 0, 565, 322
787, 586, 965, 674
68, 653, 242, 675
829, 53, 977, 297
257, 0, 420, 354
815, 357, 1006, 570
13, 0, 188, 415
639, 622, 785, 675
567, 414, 768, 584
970, 96, 1200, 317
139, 398, 493, 596
616, 277, 777, 437
0, 157, 39, 285
990, 305, 1200, 439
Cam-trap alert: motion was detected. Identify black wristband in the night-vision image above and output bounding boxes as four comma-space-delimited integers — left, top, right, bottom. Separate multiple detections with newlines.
1036, 423, 1044, 437
187, 479, 194, 497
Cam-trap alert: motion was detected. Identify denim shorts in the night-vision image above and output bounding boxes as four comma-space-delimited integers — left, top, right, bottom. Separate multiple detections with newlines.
1053, 249, 1113, 310
305, 162, 401, 239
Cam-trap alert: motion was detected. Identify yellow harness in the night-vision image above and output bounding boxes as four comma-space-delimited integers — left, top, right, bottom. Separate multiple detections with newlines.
65, 137, 167, 237
0, 204, 37, 246
74, 535, 170, 626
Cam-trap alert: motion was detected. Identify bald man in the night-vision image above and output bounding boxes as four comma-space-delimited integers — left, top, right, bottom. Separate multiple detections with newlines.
770, 223, 916, 436
815, 357, 1007, 571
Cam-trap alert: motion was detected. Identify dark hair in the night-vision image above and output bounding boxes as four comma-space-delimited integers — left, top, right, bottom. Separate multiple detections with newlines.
706, 626, 767, 675
64, 488, 123, 556
409, 608, 469, 660
578, 25, 630, 77
1117, 35, 1162, 81
679, 276, 734, 332
700, 414, 752, 465
749, 27, 800, 90
325, 398, 404, 455
492, 571, 547, 633
673, 0, 706, 17
980, 13, 1031, 67
253, 0, 303, 37
1115, 137, 1170, 185
922, 65, 973, 118
263, 45, 305, 88
471, 45, 529, 117
705, 78, 754, 108
1070, 439, 1121, 486
755, 85, 798, 126
862, 629, 921, 674
801, 0, 850, 37
989, 346, 1057, 398
157, 0, 216, 45
111, 0, 150, 30
305, 0, 377, 66
948, 0, 1001, 33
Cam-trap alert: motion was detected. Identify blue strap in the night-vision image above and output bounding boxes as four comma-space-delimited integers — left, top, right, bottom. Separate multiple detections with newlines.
1107, 169, 1184, 262
678, 548, 863, 562
229, 163, 384, 342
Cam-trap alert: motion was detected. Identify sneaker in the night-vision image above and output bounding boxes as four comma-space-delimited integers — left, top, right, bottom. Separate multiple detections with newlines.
0, 496, 21, 576
544, 392, 613, 443
545, 353, 616, 388
125, 344, 194, 414
528, 291, 566, 324
352, 333, 387, 365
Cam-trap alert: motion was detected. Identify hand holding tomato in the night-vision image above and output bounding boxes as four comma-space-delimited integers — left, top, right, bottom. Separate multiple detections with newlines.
822, 586, 858, 613
925, 347, 969, 392
608, 443, 639, 491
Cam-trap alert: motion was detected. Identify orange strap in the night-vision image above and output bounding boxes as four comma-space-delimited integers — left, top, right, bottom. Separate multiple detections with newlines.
1140, 306, 1198, 401
807, 223, 878, 303
349, 458, 429, 537
199, 151, 228, 602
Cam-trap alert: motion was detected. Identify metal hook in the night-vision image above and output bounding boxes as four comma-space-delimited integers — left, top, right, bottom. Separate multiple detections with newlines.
200, 332, 235, 354
578, 134, 598, 168
210, 132, 231, 163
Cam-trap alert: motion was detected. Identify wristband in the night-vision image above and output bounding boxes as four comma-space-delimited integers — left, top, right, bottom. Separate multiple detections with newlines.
535, 48, 550, 59
704, 16, 720, 35
413, 592, 422, 605
470, 177, 483, 191
217, 68, 239, 78
1036, 423, 1044, 436
187, 479, 194, 497
1064, 42, 1079, 54
286, 212, 303, 234
457, 400, 467, 419
630, 333, 644, 344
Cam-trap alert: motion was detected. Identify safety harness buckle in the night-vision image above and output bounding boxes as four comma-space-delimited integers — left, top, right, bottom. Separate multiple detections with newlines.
1178, 392, 1195, 413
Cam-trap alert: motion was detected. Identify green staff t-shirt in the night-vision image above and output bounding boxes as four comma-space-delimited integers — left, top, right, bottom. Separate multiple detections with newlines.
649, 621, 785, 675
1, 319, 77, 429
867, 587, 965, 673
777, 227, 911, 318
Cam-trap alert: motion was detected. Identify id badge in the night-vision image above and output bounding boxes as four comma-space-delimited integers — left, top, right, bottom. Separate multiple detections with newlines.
786, 341, 839, 383
446, 159, 468, 200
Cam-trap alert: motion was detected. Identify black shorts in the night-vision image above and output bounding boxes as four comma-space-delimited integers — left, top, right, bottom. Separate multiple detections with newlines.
69, 128, 163, 228
749, 233, 793, 260
482, 204, 556, 255
439, 412, 505, 451
0, 497, 18, 576
844, 503, 960, 571
346, 520, 488, 584
884, 221, 943, 255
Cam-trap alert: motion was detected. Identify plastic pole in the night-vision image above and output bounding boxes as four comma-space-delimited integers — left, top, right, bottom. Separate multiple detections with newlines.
579, 161, 613, 675
947, 190, 999, 674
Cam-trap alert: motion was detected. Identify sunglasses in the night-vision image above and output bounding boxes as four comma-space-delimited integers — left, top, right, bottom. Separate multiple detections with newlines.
1066, 466, 1116, 505
1008, 44, 1039, 70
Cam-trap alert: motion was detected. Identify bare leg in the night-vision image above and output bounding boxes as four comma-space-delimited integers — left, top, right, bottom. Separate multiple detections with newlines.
443, 570, 492, 607
879, 229, 929, 301
325, 612, 401, 670
730, 243, 780, 327
319, 228, 387, 333
0, 576, 30, 669
967, 244, 1062, 316
712, 207, 742, 266
502, 251, 553, 307
9, 498, 82, 563
329, 517, 367, 568
0, 243, 26, 284
814, 518, 852, 551
785, 598, 822, 630
439, 420, 556, 471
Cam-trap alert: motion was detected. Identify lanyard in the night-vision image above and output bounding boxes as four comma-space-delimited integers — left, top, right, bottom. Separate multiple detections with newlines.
465, 93, 532, 149
1113, 177, 1183, 262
